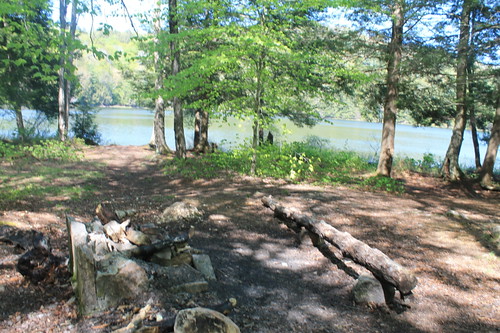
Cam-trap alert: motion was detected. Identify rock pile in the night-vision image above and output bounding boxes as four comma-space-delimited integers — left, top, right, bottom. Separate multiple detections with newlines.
66, 201, 215, 316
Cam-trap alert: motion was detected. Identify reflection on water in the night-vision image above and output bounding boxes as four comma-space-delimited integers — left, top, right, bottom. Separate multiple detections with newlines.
1, 108, 496, 168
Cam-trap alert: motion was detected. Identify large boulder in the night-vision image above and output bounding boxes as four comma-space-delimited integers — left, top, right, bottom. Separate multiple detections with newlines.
174, 307, 240, 333
352, 274, 386, 306
157, 264, 208, 294
95, 254, 149, 310
159, 202, 203, 224
192, 254, 217, 281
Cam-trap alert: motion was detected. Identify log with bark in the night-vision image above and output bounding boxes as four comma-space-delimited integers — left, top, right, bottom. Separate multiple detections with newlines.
261, 196, 417, 299
123, 226, 195, 260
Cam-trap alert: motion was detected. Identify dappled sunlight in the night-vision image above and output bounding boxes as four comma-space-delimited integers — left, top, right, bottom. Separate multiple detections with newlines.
1, 145, 498, 332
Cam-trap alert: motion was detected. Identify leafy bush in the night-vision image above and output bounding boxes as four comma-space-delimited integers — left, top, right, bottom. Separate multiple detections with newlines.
25, 139, 84, 161
0, 141, 25, 160
0, 139, 84, 162
164, 141, 375, 184
361, 175, 405, 194
71, 108, 102, 145
397, 153, 441, 175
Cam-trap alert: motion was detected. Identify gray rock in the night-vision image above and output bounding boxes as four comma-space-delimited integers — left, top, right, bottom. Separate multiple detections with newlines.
158, 265, 208, 294
159, 202, 203, 224
103, 220, 126, 243
66, 217, 88, 276
192, 254, 217, 281
352, 274, 386, 306
115, 209, 137, 220
126, 229, 151, 246
88, 218, 104, 233
73, 244, 99, 315
152, 251, 193, 267
174, 307, 240, 333
446, 209, 468, 220
96, 254, 149, 310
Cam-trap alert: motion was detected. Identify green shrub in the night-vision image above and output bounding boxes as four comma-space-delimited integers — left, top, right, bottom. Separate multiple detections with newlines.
0, 139, 84, 162
361, 175, 405, 194
0, 141, 25, 160
24, 139, 84, 161
71, 108, 102, 145
164, 141, 375, 184
397, 153, 441, 175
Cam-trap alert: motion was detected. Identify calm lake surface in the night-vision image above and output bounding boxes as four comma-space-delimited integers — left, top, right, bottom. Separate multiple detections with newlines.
1, 107, 497, 169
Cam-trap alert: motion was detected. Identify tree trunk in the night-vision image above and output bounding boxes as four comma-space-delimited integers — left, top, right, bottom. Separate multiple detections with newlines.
57, 0, 68, 141
251, 54, 265, 175
152, 2, 171, 155
64, 0, 78, 137
200, 109, 209, 150
376, 1, 404, 177
251, 116, 259, 175
153, 95, 170, 155
479, 81, 500, 188
470, 107, 481, 170
194, 109, 201, 149
194, 109, 209, 153
14, 106, 25, 141
169, 0, 186, 159
468, 12, 481, 171
441, 0, 472, 181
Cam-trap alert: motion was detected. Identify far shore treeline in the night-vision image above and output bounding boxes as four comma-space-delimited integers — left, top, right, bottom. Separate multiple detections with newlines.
0, 0, 498, 186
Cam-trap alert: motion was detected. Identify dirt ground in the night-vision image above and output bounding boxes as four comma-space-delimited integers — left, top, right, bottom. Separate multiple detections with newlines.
0, 145, 499, 333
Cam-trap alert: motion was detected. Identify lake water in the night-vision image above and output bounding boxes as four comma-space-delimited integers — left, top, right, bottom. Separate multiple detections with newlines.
1, 108, 497, 169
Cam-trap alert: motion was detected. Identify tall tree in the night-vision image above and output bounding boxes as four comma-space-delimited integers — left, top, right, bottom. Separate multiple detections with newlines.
57, 0, 79, 141
152, 2, 171, 155
479, 80, 499, 188
169, 0, 186, 158
346, 0, 448, 176
0, 0, 58, 140
218, 1, 340, 174
441, 0, 473, 180
377, 0, 404, 176
158, 0, 360, 168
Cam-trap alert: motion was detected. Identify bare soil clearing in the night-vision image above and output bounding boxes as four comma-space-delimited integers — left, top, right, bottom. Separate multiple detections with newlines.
1, 145, 499, 332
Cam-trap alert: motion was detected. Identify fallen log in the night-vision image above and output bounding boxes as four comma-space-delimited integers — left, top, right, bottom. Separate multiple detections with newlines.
123, 226, 195, 260
262, 196, 417, 297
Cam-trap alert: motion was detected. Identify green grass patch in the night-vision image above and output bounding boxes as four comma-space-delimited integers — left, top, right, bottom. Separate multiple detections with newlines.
0, 166, 104, 207
0, 138, 84, 162
0, 139, 103, 208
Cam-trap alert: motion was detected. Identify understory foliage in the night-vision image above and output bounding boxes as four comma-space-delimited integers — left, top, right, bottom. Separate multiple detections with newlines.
164, 141, 371, 181
71, 105, 102, 145
164, 141, 400, 188
0, 139, 84, 162
163, 141, 449, 193
0, 139, 100, 209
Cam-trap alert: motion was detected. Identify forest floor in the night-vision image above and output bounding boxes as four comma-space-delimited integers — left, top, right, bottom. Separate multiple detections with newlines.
0, 145, 499, 333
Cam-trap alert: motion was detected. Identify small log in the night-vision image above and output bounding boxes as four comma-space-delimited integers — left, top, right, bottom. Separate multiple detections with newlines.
95, 202, 120, 224
112, 304, 151, 333
262, 196, 417, 297
123, 226, 194, 260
